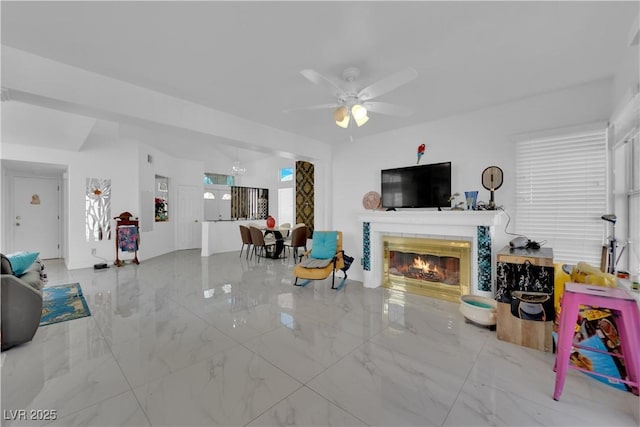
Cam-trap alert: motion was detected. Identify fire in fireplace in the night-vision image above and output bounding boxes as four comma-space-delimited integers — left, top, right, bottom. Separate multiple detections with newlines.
389, 252, 460, 285
383, 236, 471, 302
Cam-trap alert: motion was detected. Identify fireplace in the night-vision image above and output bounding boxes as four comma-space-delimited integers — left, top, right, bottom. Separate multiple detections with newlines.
359, 210, 508, 299
383, 236, 471, 302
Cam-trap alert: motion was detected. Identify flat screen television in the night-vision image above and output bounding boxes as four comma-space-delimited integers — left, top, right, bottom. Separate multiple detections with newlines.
381, 162, 451, 208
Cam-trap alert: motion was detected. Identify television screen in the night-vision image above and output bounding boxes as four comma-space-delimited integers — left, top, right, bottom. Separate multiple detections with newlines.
381, 162, 451, 208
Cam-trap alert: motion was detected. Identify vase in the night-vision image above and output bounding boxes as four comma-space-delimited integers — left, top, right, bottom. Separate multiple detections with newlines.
266, 216, 276, 228
465, 191, 478, 210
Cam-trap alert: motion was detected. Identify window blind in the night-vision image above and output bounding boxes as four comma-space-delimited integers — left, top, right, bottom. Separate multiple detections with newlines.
515, 127, 608, 265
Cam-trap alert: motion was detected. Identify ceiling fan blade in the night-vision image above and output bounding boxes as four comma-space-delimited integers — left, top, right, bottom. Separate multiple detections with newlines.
357, 67, 418, 101
300, 69, 345, 96
283, 102, 341, 114
363, 101, 413, 117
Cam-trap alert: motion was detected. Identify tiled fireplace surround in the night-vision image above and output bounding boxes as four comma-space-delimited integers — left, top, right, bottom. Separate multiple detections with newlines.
359, 210, 508, 298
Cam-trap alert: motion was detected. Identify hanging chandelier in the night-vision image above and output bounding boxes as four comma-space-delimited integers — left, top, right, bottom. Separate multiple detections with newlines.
230, 147, 246, 176
231, 160, 246, 176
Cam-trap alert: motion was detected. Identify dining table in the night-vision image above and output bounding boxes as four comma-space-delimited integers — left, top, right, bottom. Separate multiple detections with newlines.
260, 226, 286, 259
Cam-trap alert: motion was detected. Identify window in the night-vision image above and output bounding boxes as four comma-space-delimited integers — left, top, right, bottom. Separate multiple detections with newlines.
611, 92, 640, 279
515, 124, 608, 266
204, 172, 235, 186
279, 167, 293, 182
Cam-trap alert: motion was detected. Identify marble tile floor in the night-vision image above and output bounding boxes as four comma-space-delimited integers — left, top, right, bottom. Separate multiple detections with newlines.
1, 250, 638, 427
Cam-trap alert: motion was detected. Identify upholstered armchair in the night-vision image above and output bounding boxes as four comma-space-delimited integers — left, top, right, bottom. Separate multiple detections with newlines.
1, 254, 44, 351
293, 231, 346, 290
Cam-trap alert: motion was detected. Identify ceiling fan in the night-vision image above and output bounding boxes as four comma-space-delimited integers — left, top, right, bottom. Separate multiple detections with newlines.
285, 66, 418, 129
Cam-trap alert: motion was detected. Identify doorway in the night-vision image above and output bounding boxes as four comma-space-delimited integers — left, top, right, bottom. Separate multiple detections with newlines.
277, 187, 294, 227
11, 176, 61, 259
177, 185, 202, 250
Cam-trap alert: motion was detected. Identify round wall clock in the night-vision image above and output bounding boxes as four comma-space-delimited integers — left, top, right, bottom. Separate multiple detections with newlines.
481, 166, 503, 209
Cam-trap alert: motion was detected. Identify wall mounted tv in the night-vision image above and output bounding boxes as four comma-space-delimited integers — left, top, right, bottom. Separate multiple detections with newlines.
381, 162, 452, 209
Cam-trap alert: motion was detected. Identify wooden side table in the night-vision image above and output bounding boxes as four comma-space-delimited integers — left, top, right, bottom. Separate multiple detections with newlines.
496, 246, 554, 351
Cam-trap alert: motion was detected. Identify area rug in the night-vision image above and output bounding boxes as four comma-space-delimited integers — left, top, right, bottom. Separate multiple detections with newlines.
40, 283, 91, 326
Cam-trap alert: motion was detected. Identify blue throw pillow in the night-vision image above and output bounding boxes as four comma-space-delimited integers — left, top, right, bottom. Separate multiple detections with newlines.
311, 231, 337, 260
7, 251, 40, 276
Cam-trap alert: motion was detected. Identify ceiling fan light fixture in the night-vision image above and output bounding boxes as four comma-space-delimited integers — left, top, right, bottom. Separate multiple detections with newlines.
295, 66, 417, 130
354, 114, 369, 127
335, 115, 350, 128
351, 104, 367, 120
333, 106, 348, 122
334, 106, 350, 128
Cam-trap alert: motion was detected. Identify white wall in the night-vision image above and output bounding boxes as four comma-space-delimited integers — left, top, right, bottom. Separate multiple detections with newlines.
2, 47, 334, 249
3, 47, 333, 163
1, 137, 139, 269
612, 16, 640, 109
333, 78, 614, 283
1, 124, 205, 269
137, 142, 205, 261
1, 164, 65, 256
203, 152, 234, 177
201, 155, 328, 231
1, 112, 327, 269
240, 157, 295, 221
0, 77, 616, 275
3, 46, 625, 276
3, 48, 335, 249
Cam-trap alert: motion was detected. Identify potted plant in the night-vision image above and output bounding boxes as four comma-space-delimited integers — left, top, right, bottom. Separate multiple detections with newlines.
449, 193, 464, 210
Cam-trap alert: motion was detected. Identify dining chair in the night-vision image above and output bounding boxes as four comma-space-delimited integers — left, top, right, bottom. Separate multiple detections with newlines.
239, 225, 252, 258
286, 223, 305, 238
279, 223, 291, 238
249, 226, 275, 262
283, 223, 303, 243
284, 225, 308, 263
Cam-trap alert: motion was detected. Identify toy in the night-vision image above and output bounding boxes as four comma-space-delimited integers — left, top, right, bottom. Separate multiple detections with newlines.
416, 144, 426, 164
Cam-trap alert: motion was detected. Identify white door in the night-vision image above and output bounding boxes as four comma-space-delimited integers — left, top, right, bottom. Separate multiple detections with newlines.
177, 185, 202, 250
12, 176, 61, 259
277, 187, 294, 226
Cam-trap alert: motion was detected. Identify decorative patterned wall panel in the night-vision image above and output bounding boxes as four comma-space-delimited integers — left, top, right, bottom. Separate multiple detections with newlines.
295, 161, 314, 234
477, 226, 492, 291
363, 222, 371, 271
86, 178, 111, 241
231, 187, 268, 220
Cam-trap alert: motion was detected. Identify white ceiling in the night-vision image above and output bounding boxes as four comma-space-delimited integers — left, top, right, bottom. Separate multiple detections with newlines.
1, 1, 638, 148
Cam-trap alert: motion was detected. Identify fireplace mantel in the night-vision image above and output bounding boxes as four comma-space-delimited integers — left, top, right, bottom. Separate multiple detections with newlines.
359, 210, 505, 227
358, 210, 508, 298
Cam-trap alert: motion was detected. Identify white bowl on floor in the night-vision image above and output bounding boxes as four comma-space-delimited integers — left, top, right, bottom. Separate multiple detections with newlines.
459, 294, 497, 326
